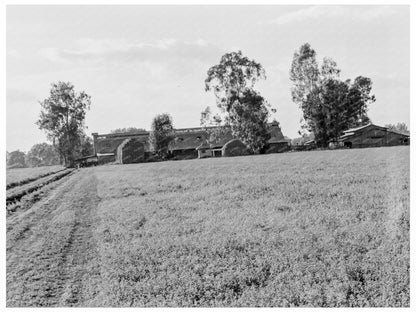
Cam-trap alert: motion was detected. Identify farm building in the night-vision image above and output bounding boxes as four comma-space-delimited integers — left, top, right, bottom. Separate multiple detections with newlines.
195, 122, 290, 158
339, 123, 409, 148
264, 122, 292, 153
168, 126, 234, 159
91, 131, 150, 164
91, 122, 290, 164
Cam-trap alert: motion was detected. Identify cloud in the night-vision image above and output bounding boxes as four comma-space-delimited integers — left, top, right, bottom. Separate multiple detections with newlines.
39, 38, 222, 66
373, 73, 409, 90
7, 88, 39, 103
37, 38, 224, 85
266, 5, 400, 25
7, 49, 22, 58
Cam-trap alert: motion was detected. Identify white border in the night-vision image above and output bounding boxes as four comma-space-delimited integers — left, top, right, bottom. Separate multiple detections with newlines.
2, 1, 414, 311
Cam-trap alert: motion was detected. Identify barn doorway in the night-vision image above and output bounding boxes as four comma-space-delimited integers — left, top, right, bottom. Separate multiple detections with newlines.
211, 149, 222, 157
344, 141, 352, 148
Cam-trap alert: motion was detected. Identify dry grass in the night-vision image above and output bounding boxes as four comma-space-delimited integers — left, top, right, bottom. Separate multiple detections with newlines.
7, 146, 409, 307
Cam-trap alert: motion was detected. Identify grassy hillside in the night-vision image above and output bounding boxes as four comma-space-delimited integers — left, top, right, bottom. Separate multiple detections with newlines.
7, 146, 409, 307
92, 146, 409, 307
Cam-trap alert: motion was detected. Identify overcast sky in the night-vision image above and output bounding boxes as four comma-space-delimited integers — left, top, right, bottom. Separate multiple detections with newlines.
6, 5, 409, 152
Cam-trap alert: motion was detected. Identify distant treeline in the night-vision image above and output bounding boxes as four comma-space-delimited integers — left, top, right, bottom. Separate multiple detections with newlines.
7, 138, 93, 169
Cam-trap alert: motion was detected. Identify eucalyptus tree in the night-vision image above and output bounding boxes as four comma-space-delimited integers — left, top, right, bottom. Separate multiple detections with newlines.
203, 51, 275, 152
37, 81, 91, 167
290, 43, 375, 146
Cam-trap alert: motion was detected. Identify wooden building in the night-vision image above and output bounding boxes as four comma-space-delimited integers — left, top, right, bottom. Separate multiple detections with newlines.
195, 122, 290, 158
339, 124, 409, 148
91, 122, 290, 164
92, 131, 150, 164
167, 127, 232, 159
264, 122, 291, 153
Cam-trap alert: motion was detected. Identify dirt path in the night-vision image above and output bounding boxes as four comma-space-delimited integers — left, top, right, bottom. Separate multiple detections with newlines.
6, 168, 101, 307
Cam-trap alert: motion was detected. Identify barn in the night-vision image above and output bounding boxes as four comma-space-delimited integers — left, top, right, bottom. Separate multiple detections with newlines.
92, 131, 150, 164
159, 126, 236, 159
91, 122, 290, 164
339, 124, 409, 148
264, 121, 291, 153
195, 122, 289, 158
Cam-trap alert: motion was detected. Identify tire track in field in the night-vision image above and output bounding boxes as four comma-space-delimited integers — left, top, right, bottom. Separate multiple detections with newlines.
58, 175, 101, 307
6, 169, 74, 206
7, 169, 101, 307
7, 167, 67, 190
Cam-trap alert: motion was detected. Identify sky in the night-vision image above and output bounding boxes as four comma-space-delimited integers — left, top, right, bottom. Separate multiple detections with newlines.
6, 5, 410, 152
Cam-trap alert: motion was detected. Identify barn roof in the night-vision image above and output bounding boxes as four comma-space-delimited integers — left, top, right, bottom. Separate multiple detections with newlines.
339, 132, 355, 139
170, 131, 208, 151
343, 123, 387, 134
95, 132, 149, 139
386, 129, 410, 137
304, 139, 316, 145
268, 123, 287, 143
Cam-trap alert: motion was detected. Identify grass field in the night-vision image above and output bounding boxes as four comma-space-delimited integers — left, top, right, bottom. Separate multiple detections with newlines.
6, 165, 64, 187
6, 146, 409, 307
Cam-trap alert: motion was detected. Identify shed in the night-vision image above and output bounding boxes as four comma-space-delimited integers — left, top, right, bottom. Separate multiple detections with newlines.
339, 124, 409, 148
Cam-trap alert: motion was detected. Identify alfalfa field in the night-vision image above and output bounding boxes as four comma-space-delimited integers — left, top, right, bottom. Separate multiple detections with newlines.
6, 146, 409, 307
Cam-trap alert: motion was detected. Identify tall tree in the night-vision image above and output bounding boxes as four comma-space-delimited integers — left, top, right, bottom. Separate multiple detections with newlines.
290, 43, 375, 146
26, 143, 60, 167
37, 82, 91, 167
7, 150, 27, 168
203, 50, 274, 153
290, 43, 320, 107
149, 113, 174, 159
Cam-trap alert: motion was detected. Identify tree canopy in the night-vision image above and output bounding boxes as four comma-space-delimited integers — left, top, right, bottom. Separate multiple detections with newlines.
203, 51, 274, 153
26, 143, 60, 167
110, 127, 147, 134
290, 43, 375, 146
385, 122, 409, 135
149, 113, 174, 159
7, 150, 27, 169
37, 82, 91, 167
